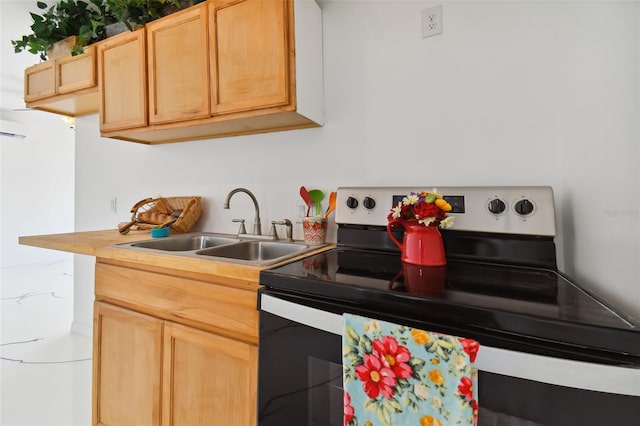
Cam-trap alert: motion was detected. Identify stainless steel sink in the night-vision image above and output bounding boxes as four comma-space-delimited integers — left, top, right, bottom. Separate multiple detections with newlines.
196, 241, 311, 265
114, 233, 327, 266
130, 234, 239, 251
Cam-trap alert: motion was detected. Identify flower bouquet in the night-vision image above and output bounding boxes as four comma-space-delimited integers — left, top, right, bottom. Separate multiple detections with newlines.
388, 189, 454, 229
386, 189, 453, 266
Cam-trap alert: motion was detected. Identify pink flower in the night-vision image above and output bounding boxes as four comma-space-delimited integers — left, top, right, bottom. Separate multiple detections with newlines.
471, 399, 479, 426
373, 335, 413, 379
343, 391, 355, 425
458, 376, 474, 401
458, 338, 480, 362
355, 353, 397, 399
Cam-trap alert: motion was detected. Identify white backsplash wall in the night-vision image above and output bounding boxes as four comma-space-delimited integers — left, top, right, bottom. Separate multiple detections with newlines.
69, 0, 640, 333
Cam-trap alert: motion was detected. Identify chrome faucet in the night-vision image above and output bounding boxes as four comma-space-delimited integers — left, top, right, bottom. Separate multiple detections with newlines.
223, 188, 262, 235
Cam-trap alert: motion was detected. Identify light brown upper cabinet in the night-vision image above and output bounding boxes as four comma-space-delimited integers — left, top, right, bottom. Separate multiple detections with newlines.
99, 0, 323, 144
97, 28, 148, 132
24, 45, 99, 116
211, 0, 290, 115
147, 2, 210, 124
24, 61, 56, 102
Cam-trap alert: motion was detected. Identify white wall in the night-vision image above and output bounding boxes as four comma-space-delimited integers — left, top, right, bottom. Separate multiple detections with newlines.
552, 1, 639, 318
4, 0, 640, 332
0, 0, 75, 269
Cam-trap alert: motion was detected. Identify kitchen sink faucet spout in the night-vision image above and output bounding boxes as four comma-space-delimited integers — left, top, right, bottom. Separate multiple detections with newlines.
223, 188, 262, 235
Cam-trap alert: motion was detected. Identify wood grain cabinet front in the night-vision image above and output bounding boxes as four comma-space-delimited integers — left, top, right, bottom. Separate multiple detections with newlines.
24, 46, 99, 116
57, 47, 97, 95
162, 322, 257, 425
22, 0, 322, 141
147, 2, 210, 125
100, 0, 322, 144
24, 61, 56, 103
97, 28, 148, 132
93, 302, 163, 426
93, 261, 258, 426
210, 0, 291, 115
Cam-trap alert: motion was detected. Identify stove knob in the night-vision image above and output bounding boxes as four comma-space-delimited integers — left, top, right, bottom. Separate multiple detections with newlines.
346, 196, 359, 209
363, 197, 376, 210
514, 199, 535, 216
487, 198, 506, 215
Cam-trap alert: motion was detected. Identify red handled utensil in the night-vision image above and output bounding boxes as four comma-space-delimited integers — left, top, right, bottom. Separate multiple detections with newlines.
300, 186, 312, 216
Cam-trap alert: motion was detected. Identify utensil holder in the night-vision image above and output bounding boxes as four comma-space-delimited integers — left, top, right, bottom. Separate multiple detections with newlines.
303, 216, 327, 244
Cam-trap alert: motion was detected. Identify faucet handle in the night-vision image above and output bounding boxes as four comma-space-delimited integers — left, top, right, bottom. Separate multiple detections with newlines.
271, 219, 293, 242
269, 222, 279, 240
232, 218, 247, 235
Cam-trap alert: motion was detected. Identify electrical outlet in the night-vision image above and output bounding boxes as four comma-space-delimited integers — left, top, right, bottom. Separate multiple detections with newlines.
110, 197, 118, 214
422, 5, 443, 38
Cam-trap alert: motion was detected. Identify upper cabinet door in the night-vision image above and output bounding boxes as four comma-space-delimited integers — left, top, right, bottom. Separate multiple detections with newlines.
23, 45, 100, 116
147, 3, 211, 125
98, 28, 148, 132
24, 61, 56, 102
57, 45, 96, 94
210, 0, 293, 116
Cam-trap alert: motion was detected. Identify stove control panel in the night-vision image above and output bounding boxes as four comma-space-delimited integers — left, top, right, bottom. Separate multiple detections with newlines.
335, 186, 556, 237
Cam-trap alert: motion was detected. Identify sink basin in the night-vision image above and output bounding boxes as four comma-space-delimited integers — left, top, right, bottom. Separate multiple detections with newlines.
197, 241, 311, 265
114, 233, 326, 266
129, 234, 239, 251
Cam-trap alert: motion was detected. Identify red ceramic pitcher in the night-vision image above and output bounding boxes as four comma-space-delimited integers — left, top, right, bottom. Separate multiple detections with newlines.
387, 220, 447, 266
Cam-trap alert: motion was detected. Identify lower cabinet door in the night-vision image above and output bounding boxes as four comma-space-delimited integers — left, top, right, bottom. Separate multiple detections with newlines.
162, 322, 257, 426
93, 302, 163, 426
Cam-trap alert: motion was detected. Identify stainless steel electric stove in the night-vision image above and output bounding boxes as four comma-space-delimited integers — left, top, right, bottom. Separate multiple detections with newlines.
258, 186, 640, 426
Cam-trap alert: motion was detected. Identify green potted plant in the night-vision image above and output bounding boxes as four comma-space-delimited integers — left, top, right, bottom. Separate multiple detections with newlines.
11, 0, 117, 61
12, 0, 204, 61
105, 0, 200, 34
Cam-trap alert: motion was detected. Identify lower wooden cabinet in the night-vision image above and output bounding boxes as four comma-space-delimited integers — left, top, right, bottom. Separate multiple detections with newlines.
92, 260, 258, 426
93, 302, 162, 426
163, 322, 257, 425
93, 302, 257, 426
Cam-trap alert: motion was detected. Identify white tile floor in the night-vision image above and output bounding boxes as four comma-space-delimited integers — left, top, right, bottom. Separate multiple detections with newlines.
1, 258, 92, 426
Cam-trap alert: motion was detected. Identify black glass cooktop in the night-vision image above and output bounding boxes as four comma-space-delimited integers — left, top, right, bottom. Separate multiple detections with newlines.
260, 248, 640, 360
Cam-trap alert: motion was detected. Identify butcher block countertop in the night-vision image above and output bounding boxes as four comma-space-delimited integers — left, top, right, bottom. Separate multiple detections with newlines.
19, 229, 334, 285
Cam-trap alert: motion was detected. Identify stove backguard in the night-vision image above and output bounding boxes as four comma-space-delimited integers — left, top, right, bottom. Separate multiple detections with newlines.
337, 225, 557, 269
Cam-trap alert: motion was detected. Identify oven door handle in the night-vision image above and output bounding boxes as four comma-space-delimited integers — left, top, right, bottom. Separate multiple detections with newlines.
260, 293, 640, 397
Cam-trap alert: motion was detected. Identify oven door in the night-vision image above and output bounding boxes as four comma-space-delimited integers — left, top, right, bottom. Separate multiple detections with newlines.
258, 291, 640, 426
258, 305, 343, 425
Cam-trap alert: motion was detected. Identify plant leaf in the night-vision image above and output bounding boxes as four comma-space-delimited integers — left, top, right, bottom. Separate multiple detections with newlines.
377, 405, 392, 426
345, 325, 359, 345
364, 398, 377, 412
359, 334, 373, 354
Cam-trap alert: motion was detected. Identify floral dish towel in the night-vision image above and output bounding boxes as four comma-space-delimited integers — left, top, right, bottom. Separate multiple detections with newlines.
343, 314, 479, 426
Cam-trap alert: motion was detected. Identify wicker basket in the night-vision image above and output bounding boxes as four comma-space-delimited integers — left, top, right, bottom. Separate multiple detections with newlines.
129, 196, 202, 233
